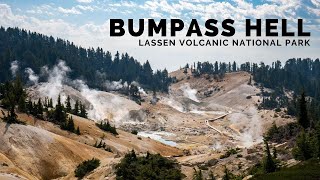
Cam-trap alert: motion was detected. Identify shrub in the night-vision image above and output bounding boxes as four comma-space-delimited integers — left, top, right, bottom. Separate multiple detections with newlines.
237, 154, 243, 158
220, 148, 238, 159
116, 150, 184, 180
74, 158, 100, 179
252, 159, 320, 180
96, 121, 118, 135
265, 122, 301, 143
131, 129, 138, 135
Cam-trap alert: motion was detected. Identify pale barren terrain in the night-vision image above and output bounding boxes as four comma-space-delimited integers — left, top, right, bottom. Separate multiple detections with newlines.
0, 70, 295, 179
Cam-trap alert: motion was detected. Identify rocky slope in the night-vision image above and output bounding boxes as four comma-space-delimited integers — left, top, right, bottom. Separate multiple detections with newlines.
0, 70, 295, 179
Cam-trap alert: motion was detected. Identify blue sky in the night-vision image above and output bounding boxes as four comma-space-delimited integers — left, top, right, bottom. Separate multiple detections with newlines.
0, 0, 319, 71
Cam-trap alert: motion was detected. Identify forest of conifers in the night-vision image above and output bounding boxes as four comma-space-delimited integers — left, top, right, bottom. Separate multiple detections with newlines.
0, 27, 171, 92
192, 58, 320, 125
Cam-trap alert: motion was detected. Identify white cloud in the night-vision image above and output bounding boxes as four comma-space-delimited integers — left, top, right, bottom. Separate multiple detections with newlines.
109, 3, 121, 7
57, 7, 82, 15
76, 0, 94, 3
76, 5, 94, 11
26, 4, 54, 15
180, 0, 212, 2
150, 11, 163, 18
140, 0, 181, 16
138, 0, 302, 23
311, 0, 320, 7
122, 1, 138, 7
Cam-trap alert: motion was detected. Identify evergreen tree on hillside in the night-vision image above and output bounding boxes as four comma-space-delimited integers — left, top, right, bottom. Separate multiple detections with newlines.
13, 76, 27, 112
293, 130, 313, 160
232, 61, 237, 72
67, 116, 75, 132
36, 98, 43, 119
140, 60, 153, 86
315, 122, 320, 158
298, 91, 309, 129
44, 97, 48, 109
96, 121, 118, 135
27, 98, 33, 115
53, 95, 66, 123
65, 95, 72, 113
76, 126, 81, 135
0, 76, 26, 112
1, 106, 20, 124
263, 139, 276, 173
48, 98, 53, 108
79, 102, 87, 118
73, 100, 79, 116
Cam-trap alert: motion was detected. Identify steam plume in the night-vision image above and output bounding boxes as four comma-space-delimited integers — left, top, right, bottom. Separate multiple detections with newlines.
25, 68, 39, 84
10, 60, 19, 77
180, 83, 199, 102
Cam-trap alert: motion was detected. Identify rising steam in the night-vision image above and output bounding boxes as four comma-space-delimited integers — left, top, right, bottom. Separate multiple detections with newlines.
25, 68, 39, 84
104, 79, 128, 91
228, 106, 263, 147
37, 61, 71, 104
26, 60, 140, 123
10, 60, 19, 77
180, 83, 199, 102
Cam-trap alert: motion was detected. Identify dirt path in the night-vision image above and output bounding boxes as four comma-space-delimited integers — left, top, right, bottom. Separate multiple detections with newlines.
205, 112, 232, 138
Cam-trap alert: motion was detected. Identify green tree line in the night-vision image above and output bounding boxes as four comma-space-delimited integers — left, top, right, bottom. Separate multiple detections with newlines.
0, 27, 172, 92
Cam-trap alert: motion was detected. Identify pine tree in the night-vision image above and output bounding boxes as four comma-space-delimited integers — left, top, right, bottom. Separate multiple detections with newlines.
298, 91, 309, 129
49, 98, 53, 108
214, 61, 219, 73
315, 122, 320, 158
263, 139, 276, 173
79, 102, 87, 118
1, 106, 19, 124
67, 116, 75, 132
13, 76, 26, 112
273, 147, 277, 159
44, 97, 48, 109
248, 76, 252, 85
183, 66, 188, 74
293, 130, 313, 160
27, 98, 33, 115
76, 126, 81, 135
73, 100, 79, 116
54, 95, 66, 123
65, 95, 72, 113
18, 96, 26, 113
36, 98, 43, 118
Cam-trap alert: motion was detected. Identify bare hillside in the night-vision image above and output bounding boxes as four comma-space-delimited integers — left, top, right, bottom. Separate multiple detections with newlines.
0, 108, 182, 179
0, 121, 112, 179
0, 69, 295, 179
